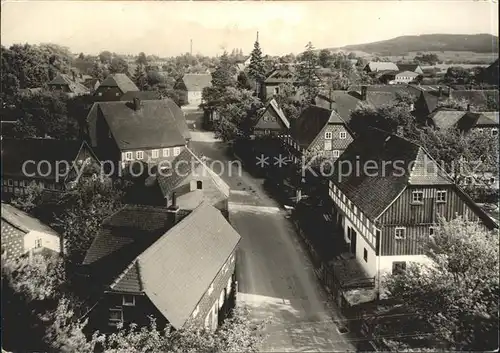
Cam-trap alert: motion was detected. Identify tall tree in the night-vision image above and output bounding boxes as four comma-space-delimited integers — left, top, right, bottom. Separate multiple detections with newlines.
133, 64, 147, 90
90, 62, 105, 81
98, 51, 113, 64
376, 216, 499, 351
136, 52, 148, 66
297, 42, 319, 103
248, 32, 266, 91
318, 49, 333, 68
108, 57, 129, 75
211, 51, 235, 89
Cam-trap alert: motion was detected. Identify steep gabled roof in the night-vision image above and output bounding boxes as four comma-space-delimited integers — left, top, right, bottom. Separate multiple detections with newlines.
1, 203, 60, 237
396, 63, 421, 72
178, 74, 212, 91
98, 73, 139, 93
428, 109, 468, 130
264, 68, 296, 83
86, 100, 186, 150
112, 202, 240, 329
259, 98, 290, 129
48, 74, 90, 94
290, 106, 335, 148
327, 128, 452, 220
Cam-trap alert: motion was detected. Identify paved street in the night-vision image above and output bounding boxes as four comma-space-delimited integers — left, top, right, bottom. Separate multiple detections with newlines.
189, 114, 355, 352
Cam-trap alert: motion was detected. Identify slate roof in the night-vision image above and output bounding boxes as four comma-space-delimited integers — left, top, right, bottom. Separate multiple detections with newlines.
86, 100, 186, 150
429, 109, 468, 129
120, 90, 161, 101
177, 74, 212, 92
264, 68, 296, 83
365, 62, 399, 72
290, 106, 346, 148
111, 202, 241, 329
99, 73, 139, 93
327, 128, 452, 220
48, 74, 90, 95
1, 203, 59, 237
1, 138, 86, 180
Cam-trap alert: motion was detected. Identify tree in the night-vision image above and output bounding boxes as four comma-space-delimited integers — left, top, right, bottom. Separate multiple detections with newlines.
248, 37, 266, 86
109, 57, 129, 74
274, 82, 306, 121
237, 71, 252, 90
133, 64, 148, 90
91, 62, 106, 81
136, 52, 148, 66
211, 51, 235, 88
414, 53, 439, 65
297, 42, 319, 103
318, 49, 332, 68
99, 51, 113, 64
416, 127, 498, 185
378, 216, 499, 351
443, 66, 472, 85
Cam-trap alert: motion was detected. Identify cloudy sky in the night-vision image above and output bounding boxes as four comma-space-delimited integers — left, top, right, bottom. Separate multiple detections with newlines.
2, 1, 498, 57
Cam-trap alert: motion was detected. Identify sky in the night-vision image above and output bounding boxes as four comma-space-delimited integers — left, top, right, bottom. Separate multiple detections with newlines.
1, 1, 498, 57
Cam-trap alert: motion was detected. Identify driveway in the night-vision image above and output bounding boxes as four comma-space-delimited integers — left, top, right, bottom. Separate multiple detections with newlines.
191, 132, 356, 352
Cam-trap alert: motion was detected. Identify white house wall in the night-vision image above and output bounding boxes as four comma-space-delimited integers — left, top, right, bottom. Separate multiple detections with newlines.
24, 230, 61, 254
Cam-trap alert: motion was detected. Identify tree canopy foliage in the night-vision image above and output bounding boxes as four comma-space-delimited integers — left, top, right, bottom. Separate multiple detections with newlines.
376, 217, 499, 351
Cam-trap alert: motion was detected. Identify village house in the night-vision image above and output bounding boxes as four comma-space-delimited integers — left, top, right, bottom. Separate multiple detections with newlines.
85, 98, 190, 172
93, 73, 139, 101
283, 105, 354, 164
83, 78, 101, 94
252, 98, 290, 137
323, 128, 498, 298
387, 71, 421, 84
1, 202, 63, 260
262, 68, 297, 100
363, 62, 399, 73
47, 73, 90, 96
173, 74, 212, 106
1, 138, 100, 200
396, 63, 424, 74
81, 201, 240, 333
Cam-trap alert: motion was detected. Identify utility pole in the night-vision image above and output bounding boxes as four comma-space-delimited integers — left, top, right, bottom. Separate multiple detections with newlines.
190, 39, 193, 56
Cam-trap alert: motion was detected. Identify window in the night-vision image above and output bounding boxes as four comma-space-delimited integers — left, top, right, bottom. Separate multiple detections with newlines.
197, 181, 203, 189
264, 129, 271, 135
411, 190, 423, 204
7, 179, 13, 186
395, 227, 406, 240
122, 295, 135, 306
192, 305, 200, 318
274, 87, 280, 95
125, 152, 133, 161
429, 226, 436, 236
35, 239, 42, 248
339, 131, 347, 139
392, 261, 406, 274
13, 181, 18, 187
436, 190, 447, 203
492, 129, 498, 137
363, 248, 368, 262
325, 131, 333, 139
324, 140, 332, 151
115, 92, 120, 96
163, 148, 170, 157
97, 92, 103, 96
263, 116, 269, 122
208, 283, 214, 296
173, 147, 181, 156
136, 151, 144, 160
490, 177, 496, 184
333, 150, 340, 158
152, 149, 159, 159
109, 308, 123, 324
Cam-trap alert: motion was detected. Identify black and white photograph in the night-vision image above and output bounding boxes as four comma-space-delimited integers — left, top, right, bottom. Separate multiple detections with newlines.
1, 1, 499, 352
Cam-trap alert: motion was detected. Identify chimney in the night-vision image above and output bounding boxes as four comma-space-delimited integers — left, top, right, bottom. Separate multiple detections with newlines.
167, 192, 180, 224
133, 97, 141, 111
361, 86, 367, 101
466, 104, 471, 111
438, 87, 443, 97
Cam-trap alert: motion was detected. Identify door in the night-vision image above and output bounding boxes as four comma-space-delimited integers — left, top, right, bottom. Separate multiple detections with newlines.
350, 228, 357, 255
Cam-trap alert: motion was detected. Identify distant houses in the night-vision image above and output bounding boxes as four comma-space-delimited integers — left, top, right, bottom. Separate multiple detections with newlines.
47, 73, 90, 96
93, 73, 140, 101
262, 68, 296, 100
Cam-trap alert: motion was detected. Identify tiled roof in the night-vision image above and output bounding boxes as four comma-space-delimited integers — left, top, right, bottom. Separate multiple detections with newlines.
156, 147, 230, 200
395, 71, 420, 77
1, 202, 59, 237
455, 111, 499, 131
1, 138, 85, 179
120, 90, 161, 101
327, 128, 452, 220
396, 63, 420, 72
114, 202, 240, 329
428, 109, 468, 129
86, 100, 186, 150
178, 74, 212, 92
365, 62, 399, 72
290, 106, 334, 148
264, 68, 296, 83
268, 98, 290, 129
329, 91, 363, 123
99, 74, 139, 93
48, 74, 90, 95
476, 112, 499, 125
